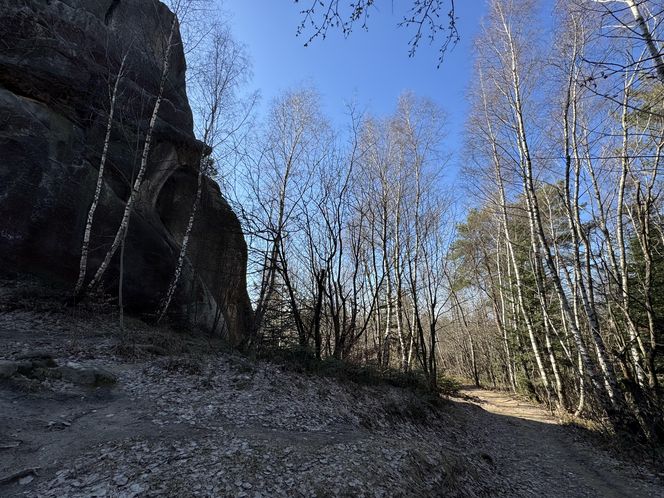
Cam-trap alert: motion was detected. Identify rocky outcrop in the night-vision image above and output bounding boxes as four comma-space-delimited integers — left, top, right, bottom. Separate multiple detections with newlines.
0, 0, 252, 343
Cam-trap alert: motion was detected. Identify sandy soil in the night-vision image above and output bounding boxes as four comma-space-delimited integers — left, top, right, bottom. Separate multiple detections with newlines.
455, 387, 663, 497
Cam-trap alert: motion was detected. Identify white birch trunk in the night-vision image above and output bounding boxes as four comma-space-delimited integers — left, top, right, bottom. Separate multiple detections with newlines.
477, 67, 551, 395
626, 0, 664, 83
75, 53, 128, 295
86, 19, 178, 293
617, 86, 648, 386
157, 156, 205, 323
496, 7, 618, 413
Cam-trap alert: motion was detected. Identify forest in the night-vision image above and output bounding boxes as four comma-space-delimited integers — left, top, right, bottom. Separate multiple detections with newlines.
1, 0, 664, 495
87, 0, 664, 443
208, 0, 664, 443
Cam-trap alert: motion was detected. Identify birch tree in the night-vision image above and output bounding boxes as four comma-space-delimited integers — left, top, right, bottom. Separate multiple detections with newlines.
74, 52, 128, 296
157, 27, 251, 321
84, 14, 180, 294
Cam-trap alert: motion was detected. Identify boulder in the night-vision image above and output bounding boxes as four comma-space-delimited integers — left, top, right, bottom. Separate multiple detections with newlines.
0, 360, 20, 379
0, 0, 253, 344
15, 351, 57, 368
57, 362, 117, 386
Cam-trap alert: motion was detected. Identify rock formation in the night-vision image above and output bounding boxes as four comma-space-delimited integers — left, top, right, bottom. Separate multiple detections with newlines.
0, 0, 252, 343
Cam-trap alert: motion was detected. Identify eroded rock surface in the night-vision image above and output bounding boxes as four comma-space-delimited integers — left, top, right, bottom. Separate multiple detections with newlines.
0, 0, 252, 343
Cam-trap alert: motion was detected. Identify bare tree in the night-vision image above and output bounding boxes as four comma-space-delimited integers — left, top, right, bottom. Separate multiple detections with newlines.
295, 0, 460, 65
243, 89, 332, 346
74, 52, 128, 296
84, 14, 180, 294
157, 26, 252, 321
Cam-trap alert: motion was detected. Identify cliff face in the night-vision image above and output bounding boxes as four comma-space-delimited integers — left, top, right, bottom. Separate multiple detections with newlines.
0, 0, 252, 343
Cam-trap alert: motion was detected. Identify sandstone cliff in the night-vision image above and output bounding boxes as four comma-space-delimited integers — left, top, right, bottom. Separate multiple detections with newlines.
0, 0, 252, 343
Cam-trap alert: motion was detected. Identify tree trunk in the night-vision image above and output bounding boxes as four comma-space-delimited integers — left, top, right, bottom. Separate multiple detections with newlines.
85, 19, 178, 293
75, 53, 128, 296
157, 155, 206, 323
626, 0, 664, 84
496, 8, 619, 416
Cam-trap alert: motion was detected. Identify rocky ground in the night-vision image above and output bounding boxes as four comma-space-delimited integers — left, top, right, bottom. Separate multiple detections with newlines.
1, 280, 663, 497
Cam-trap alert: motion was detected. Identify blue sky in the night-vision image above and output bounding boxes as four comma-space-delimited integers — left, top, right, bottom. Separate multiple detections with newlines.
222, 0, 487, 168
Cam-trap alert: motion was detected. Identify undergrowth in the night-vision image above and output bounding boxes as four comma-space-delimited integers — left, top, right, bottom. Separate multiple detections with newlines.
250, 345, 461, 402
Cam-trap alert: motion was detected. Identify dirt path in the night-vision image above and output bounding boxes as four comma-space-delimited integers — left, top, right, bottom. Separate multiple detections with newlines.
0, 292, 662, 497
456, 387, 662, 498
461, 387, 559, 424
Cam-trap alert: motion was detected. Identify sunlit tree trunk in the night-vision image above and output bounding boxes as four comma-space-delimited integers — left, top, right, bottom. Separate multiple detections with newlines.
617, 81, 648, 386
477, 66, 551, 398
495, 2, 619, 414
625, 0, 664, 83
